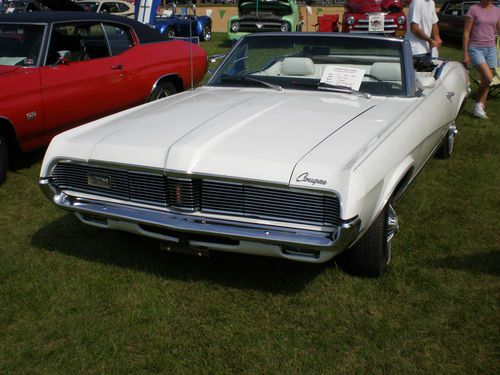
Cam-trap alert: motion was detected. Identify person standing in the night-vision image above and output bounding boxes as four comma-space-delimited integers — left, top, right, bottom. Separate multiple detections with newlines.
405, 0, 443, 62
463, 0, 500, 119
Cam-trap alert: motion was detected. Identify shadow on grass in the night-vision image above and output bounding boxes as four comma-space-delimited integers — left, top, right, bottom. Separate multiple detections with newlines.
428, 250, 500, 277
31, 214, 329, 294
9, 148, 45, 173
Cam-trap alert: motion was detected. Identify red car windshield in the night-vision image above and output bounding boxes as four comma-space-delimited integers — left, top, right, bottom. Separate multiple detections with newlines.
0, 24, 45, 66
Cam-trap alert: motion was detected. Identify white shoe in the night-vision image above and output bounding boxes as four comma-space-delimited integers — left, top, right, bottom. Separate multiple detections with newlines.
472, 102, 488, 119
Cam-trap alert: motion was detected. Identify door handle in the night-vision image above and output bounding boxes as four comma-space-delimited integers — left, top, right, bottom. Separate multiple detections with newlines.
111, 64, 123, 70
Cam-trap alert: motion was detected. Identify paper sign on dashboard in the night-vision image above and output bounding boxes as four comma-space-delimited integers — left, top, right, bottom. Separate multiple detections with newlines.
320, 66, 365, 91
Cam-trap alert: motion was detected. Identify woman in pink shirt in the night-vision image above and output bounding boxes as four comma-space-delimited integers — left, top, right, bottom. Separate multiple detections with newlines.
462, 0, 500, 118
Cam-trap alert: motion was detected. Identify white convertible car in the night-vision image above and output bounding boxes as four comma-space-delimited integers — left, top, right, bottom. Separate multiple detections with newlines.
39, 33, 468, 277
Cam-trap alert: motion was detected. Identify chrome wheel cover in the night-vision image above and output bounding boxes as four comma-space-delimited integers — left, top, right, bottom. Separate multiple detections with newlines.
386, 204, 399, 265
447, 123, 457, 155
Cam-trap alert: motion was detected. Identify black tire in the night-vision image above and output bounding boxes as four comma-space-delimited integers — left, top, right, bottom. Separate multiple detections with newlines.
165, 27, 175, 39
148, 81, 177, 102
338, 203, 399, 277
0, 133, 8, 184
201, 25, 211, 41
435, 124, 457, 159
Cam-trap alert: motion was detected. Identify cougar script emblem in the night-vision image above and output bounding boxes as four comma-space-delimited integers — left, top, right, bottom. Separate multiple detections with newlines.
87, 174, 112, 189
296, 172, 327, 186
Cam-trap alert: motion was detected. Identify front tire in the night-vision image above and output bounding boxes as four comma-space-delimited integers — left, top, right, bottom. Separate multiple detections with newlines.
338, 203, 399, 277
0, 133, 8, 184
148, 81, 177, 101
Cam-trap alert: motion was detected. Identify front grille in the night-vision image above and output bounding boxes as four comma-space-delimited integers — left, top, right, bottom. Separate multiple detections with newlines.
239, 21, 283, 33
353, 18, 397, 34
51, 162, 340, 227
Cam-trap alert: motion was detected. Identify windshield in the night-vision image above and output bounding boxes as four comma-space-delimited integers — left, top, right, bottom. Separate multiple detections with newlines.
210, 35, 405, 97
0, 24, 45, 66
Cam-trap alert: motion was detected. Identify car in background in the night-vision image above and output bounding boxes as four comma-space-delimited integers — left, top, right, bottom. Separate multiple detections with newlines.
438, 0, 500, 39
77, 1, 135, 18
0, 11, 207, 183
40, 33, 468, 277
135, 0, 212, 41
342, 0, 407, 36
1, 0, 84, 13
228, 0, 303, 42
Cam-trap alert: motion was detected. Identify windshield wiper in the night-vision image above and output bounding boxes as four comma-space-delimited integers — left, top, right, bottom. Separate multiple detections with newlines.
318, 83, 371, 99
219, 74, 283, 91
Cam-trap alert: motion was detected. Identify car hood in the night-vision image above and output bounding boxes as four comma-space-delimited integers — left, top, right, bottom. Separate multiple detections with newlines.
48, 87, 383, 184
238, 0, 292, 17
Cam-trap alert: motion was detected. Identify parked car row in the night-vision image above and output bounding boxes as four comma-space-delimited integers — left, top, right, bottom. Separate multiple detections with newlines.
1, 0, 471, 277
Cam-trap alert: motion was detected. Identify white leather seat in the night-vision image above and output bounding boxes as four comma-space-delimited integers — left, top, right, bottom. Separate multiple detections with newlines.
370, 62, 402, 82
280, 57, 315, 76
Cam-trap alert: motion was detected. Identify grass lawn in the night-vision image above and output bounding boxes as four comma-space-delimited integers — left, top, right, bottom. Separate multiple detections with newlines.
0, 33, 498, 374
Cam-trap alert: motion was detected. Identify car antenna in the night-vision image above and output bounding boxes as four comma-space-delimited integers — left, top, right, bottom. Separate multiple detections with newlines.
189, 3, 194, 90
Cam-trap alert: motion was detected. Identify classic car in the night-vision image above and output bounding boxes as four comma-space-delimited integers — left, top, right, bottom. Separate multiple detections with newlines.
135, 0, 212, 41
438, 0, 500, 39
342, 0, 407, 36
39, 33, 468, 277
228, 0, 303, 42
0, 11, 207, 183
77, 0, 135, 18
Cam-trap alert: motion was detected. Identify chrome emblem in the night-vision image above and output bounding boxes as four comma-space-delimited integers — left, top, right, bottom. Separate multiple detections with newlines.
296, 172, 327, 186
175, 185, 182, 204
87, 174, 112, 189
256, 23, 264, 29
26, 111, 37, 121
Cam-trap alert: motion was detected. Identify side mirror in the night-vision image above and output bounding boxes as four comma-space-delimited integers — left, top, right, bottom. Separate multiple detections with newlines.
416, 76, 435, 90
56, 50, 71, 65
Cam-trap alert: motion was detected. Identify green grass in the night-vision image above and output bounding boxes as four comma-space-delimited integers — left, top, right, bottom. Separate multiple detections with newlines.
0, 33, 499, 374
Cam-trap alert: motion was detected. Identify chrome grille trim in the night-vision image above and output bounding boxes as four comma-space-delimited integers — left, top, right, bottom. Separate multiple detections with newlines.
50, 162, 340, 227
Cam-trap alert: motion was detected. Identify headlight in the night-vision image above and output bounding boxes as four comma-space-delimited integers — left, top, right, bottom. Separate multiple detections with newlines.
397, 15, 406, 25
280, 22, 290, 32
231, 22, 239, 32
346, 16, 355, 25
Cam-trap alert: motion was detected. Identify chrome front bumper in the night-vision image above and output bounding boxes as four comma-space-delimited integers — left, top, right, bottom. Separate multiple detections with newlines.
40, 178, 361, 263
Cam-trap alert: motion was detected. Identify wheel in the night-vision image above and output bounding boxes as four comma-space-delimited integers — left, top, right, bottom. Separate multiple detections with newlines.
165, 27, 175, 38
148, 81, 177, 101
338, 203, 399, 277
435, 123, 457, 159
0, 133, 8, 184
201, 25, 211, 42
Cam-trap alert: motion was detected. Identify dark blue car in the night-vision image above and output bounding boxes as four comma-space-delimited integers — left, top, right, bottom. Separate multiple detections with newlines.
135, 0, 212, 41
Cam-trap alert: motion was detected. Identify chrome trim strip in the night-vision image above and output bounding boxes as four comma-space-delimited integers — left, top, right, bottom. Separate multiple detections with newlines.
40, 178, 360, 252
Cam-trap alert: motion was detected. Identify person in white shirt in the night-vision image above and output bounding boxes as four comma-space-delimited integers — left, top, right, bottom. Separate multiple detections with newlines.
405, 0, 443, 63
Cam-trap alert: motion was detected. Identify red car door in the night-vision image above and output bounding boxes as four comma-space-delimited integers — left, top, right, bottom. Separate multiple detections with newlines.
40, 21, 125, 138
101, 22, 147, 109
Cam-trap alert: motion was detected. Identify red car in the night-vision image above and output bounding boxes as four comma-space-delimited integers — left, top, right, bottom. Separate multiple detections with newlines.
342, 0, 407, 36
0, 11, 207, 183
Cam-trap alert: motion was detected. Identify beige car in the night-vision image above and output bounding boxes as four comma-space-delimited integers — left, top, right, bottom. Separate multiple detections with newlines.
77, 1, 134, 18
